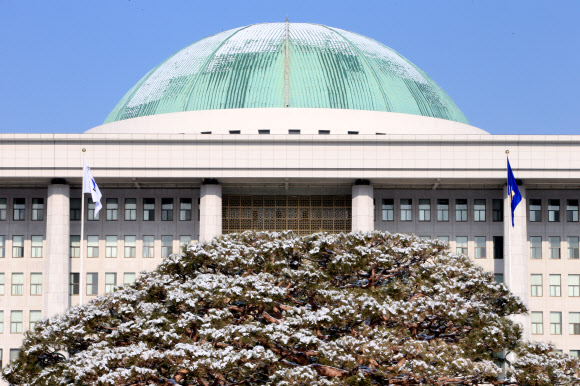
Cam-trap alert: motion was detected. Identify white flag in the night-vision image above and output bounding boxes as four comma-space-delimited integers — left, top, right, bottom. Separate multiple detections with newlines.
83, 159, 102, 215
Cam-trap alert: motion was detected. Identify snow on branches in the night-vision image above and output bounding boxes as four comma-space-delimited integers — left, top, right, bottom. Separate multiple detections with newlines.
3, 231, 579, 385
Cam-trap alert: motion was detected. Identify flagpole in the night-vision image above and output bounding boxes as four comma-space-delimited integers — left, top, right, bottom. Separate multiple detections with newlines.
80, 148, 86, 305
506, 150, 511, 295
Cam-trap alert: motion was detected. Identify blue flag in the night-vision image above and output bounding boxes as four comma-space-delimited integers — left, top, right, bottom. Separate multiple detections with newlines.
507, 157, 522, 227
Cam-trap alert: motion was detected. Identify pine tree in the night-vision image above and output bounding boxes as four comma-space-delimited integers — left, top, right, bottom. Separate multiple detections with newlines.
3, 231, 579, 385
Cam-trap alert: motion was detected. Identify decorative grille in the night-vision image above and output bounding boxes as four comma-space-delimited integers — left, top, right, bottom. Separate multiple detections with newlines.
223, 195, 351, 235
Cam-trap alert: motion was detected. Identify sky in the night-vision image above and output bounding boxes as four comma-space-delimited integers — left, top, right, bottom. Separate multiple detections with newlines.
0, 0, 578, 135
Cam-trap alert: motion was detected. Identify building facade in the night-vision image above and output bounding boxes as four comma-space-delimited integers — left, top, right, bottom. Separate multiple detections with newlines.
1, 22, 580, 369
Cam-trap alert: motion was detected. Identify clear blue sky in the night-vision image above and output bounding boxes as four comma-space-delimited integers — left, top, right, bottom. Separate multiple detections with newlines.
0, 0, 578, 135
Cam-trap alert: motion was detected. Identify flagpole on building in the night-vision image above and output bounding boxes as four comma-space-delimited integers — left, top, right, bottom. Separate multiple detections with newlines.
506, 150, 511, 293
80, 148, 86, 305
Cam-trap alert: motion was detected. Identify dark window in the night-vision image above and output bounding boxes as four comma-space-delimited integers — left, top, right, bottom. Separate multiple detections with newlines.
143, 198, 155, 221
318, 130, 330, 135
548, 199, 560, 222
0, 198, 6, 221
381, 199, 394, 221
455, 199, 467, 222
474, 199, 486, 222
418, 199, 430, 221
529, 199, 542, 222
13, 198, 25, 221
492, 199, 503, 222
32, 198, 44, 221
124, 198, 137, 221
180, 198, 192, 221
229, 130, 241, 134
567, 199, 579, 222
288, 129, 300, 134
493, 236, 504, 259
201, 131, 211, 134
400, 199, 412, 221
69, 273, 79, 295
161, 198, 174, 221
437, 199, 449, 221
348, 131, 359, 135
106, 198, 118, 221
258, 130, 270, 134
70, 198, 81, 221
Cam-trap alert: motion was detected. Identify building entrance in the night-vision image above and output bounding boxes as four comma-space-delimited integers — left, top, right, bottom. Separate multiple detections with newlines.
222, 195, 352, 235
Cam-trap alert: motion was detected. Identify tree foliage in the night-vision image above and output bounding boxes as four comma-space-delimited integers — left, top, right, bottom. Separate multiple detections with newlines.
3, 231, 579, 385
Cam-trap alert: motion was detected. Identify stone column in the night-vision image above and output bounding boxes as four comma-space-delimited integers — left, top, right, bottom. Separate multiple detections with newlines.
44, 180, 70, 317
200, 179, 222, 242
352, 180, 374, 232
504, 184, 529, 339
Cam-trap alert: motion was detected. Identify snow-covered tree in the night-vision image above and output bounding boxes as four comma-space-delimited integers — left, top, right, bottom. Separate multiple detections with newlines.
3, 231, 579, 385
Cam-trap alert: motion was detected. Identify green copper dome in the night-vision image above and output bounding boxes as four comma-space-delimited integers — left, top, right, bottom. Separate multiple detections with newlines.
105, 23, 468, 124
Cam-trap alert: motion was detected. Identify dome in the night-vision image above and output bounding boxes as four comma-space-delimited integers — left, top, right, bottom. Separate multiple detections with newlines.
105, 22, 468, 124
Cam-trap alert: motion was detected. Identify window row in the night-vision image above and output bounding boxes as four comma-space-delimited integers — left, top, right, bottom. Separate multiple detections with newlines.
529, 236, 580, 259
531, 311, 580, 335
0, 198, 44, 221
421, 236, 504, 260
0, 310, 42, 334
69, 272, 137, 296
70, 198, 195, 222
0, 348, 21, 365
69, 235, 192, 259
0, 235, 43, 258
0, 273, 42, 296
378, 198, 504, 222
530, 274, 580, 297
529, 199, 579, 222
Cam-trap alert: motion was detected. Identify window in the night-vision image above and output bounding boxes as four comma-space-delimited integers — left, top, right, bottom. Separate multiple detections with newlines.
548, 199, 560, 222
30, 273, 42, 296
123, 272, 136, 286
531, 312, 543, 334
567, 199, 579, 222
381, 199, 394, 221
437, 199, 449, 221
474, 236, 486, 259
11, 273, 23, 295
0, 273, 4, 295
549, 274, 561, 297
87, 236, 99, 258
258, 129, 270, 134
437, 236, 449, 244
88, 199, 100, 221
161, 236, 173, 258
229, 130, 241, 134
30, 235, 42, 258
10, 311, 22, 333
124, 236, 136, 258
179, 235, 192, 247
318, 130, 330, 135
492, 199, 503, 222
12, 236, 24, 258
106, 198, 118, 221
105, 273, 117, 293
549, 236, 561, 259
0, 236, 4, 258
161, 198, 174, 221
29, 311, 41, 331
530, 237, 542, 259
70, 198, 81, 221
571, 350, 580, 358
493, 236, 504, 259
570, 313, 580, 335
86, 273, 98, 295
0, 198, 6, 220
550, 312, 562, 335
494, 274, 504, 284
400, 199, 412, 221
456, 236, 468, 255
143, 198, 155, 221
455, 199, 467, 222
569, 236, 579, 259
0, 311, 3, 332
179, 198, 192, 221
474, 199, 486, 222
529, 199, 542, 222
106, 236, 118, 258
418, 199, 430, 221
31, 198, 44, 221
531, 274, 543, 297
124, 198, 137, 221
13, 198, 25, 221
288, 129, 300, 134
143, 236, 154, 258
9, 349, 19, 362
70, 273, 80, 295
70, 235, 80, 258
569, 275, 580, 297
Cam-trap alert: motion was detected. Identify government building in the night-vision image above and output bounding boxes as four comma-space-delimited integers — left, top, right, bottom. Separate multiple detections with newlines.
1, 22, 579, 367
